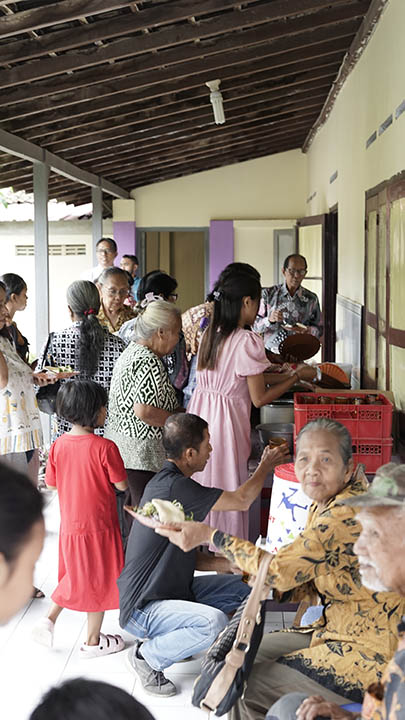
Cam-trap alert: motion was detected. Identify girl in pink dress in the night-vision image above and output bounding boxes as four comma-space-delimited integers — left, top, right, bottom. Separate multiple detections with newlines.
33, 380, 128, 658
188, 269, 315, 540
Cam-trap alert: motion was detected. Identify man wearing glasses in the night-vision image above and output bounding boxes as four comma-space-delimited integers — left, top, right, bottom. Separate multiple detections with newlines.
254, 254, 322, 354
82, 237, 118, 283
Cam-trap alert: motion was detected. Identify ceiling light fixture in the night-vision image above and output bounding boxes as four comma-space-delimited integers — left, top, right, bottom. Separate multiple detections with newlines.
205, 79, 225, 125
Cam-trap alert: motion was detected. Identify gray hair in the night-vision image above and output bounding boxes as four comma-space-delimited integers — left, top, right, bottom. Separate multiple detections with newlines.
132, 299, 181, 342
66, 280, 100, 316
296, 418, 352, 466
98, 267, 129, 286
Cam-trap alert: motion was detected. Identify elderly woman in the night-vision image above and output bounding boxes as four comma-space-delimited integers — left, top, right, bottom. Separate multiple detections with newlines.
157, 418, 405, 717
105, 300, 181, 506
118, 270, 188, 402
36, 281, 126, 437
97, 267, 136, 333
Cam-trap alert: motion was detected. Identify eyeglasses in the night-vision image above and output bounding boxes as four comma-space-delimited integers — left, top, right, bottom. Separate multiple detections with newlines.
286, 268, 307, 277
97, 248, 114, 256
104, 287, 128, 298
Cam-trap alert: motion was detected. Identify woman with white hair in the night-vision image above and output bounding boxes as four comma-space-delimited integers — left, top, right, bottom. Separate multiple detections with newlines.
105, 300, 182, 506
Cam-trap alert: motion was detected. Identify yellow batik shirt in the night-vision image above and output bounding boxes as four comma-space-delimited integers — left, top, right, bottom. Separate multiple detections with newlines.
213, 474, 405, 703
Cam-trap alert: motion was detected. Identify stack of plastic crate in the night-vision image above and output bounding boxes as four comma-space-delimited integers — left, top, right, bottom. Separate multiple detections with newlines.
294, 392, 393, 473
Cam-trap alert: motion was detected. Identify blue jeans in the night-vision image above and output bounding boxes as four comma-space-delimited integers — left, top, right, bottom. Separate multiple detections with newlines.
124, 574, 250, 671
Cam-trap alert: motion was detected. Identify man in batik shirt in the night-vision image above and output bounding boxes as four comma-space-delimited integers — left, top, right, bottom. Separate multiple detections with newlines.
254, 254, 322, 353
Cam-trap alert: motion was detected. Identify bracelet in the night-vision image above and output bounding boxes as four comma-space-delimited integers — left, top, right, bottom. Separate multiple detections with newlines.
210, 529, 218, 546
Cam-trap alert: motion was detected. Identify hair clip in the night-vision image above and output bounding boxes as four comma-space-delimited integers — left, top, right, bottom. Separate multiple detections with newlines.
213, 290, 221, 300
140, 292, 161, 308
83, 308, 96, 316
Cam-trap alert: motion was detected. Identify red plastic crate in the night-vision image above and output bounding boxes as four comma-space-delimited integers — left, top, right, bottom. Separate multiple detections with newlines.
352, 437, 393, 473
294, 392, 393, 440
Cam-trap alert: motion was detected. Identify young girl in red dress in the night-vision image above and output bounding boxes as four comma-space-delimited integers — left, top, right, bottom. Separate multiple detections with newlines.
33, 380, 128, 658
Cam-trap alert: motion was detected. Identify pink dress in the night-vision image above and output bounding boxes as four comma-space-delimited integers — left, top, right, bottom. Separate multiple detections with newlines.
188, 328, 269, 539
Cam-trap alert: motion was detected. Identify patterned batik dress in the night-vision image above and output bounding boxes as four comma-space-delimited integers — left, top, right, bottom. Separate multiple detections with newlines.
105, 342, 178, 472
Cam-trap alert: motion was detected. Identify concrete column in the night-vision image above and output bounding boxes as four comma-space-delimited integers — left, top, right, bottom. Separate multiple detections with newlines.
209, 220, 234, 290
33, 162, 50, 354
92, 186, 103, 264
112, 198, 136, 258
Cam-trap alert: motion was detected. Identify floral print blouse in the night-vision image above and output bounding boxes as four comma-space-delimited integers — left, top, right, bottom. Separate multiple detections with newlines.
0, 336, 42, 454
212, 474, 405, 703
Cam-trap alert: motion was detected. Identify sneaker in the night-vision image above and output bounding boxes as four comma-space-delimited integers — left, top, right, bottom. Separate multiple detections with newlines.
126, 641, 177, 697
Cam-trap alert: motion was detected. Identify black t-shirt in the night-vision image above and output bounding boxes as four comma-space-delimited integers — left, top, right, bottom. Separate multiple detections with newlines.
118, 460, 222, 628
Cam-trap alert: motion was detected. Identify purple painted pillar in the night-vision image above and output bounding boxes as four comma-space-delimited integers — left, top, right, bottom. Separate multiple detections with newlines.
209, 220, 234, 290
113, 221, 136, 260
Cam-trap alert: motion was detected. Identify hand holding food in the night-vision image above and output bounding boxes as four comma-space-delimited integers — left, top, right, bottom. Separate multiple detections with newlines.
269, 308, 284, 323
125, 498, 193, 528
259, 442, 289, 472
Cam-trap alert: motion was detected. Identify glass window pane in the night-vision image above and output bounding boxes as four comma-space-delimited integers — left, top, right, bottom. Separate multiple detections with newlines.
377, 204, 386, 323
365, 325, 377, 384
377, 335, 386, 390
298, 225, 322, 277
390, 345, 405, 413
390, 198, 405, 330
366, 211, 377, 314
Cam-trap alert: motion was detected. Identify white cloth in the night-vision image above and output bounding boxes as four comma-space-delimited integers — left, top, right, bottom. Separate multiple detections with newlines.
81, 264, 107, 282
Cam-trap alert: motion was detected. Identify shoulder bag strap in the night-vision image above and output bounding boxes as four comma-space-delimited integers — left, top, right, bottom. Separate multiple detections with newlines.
200, 552, 272, 713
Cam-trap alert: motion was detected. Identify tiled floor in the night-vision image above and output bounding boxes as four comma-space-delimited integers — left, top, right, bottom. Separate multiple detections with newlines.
0, 491, 292, 720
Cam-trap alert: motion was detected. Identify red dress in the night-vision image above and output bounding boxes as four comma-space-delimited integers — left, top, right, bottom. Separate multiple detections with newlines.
46, 433, 126, 612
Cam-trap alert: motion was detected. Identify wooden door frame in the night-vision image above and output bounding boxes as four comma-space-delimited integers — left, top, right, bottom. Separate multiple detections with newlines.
296, 212, 338, 361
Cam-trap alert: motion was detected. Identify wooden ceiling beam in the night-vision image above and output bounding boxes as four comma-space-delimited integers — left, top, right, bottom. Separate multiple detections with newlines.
1, 52, 343, 123
0, 0, 359, 65
28, 84, 330, 149
13, 64, 340, 137
0, 1, 135, 39
0, 21, 357, 103
0, 2, 367, 87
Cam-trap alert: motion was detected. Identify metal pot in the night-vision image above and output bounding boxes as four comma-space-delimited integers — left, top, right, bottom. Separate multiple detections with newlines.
256, 423, 295, 455
260, 400, 294, 425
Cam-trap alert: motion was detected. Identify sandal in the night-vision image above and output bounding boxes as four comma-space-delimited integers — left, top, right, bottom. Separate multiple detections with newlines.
32, 586, 45, 599
32, 617, 55, 648
79, 633, 125, 659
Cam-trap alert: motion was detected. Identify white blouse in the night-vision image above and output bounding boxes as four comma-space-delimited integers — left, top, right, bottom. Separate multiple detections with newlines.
0, 336, 43, 454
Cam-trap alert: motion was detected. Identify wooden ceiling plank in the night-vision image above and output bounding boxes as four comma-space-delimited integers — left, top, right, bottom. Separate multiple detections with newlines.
43, 95, 325, 155
0, 1, 368, 86
1, 118, 315, 190
27, 83, 331, 147
0, 1, 136, 39
12, 64, 340, 136
0, 0, 261, 62
1, 53, 343, 123
0, 21, 358, 100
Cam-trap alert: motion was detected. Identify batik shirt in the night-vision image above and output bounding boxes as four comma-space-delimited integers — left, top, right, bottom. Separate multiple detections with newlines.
36, 322, 126, 437
253, 282, 322, 351
368, 620, 405, 720
97, 304, 136, 333
105, 342, 178, 471
212, 475, 405, 703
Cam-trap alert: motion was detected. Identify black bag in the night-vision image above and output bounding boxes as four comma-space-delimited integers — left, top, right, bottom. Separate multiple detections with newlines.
192, 553, 271, 716
36, 333, 61, 415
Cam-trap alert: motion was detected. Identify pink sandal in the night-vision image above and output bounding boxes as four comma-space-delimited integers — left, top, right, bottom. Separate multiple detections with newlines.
80, 632, 125, 659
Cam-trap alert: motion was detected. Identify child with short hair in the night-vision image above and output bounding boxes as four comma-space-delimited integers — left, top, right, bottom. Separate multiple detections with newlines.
33, 380, 128, 657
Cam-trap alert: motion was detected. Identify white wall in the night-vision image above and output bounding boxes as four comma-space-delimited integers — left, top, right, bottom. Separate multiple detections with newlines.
132, 149, 307, 227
